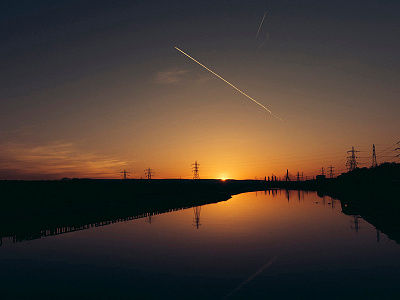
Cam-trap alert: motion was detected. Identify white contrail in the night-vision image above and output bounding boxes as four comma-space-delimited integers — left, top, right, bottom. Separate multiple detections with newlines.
174, 47, 282, 121
256, 32, 270, 53
256, 12, 266, 38
223, 256, 277, 299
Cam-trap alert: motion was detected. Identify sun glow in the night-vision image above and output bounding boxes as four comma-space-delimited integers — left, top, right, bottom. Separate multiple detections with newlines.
219, 174, 230, 181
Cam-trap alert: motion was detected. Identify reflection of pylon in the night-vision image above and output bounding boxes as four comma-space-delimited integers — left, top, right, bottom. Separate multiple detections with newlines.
120, 169, 130, 179
372, 144, 378, 167
145, 167, 154, 179
329, 197, 335, 209
193, 206, 201, 229
192, 161, 200, 179
350, 215, 361, 233
145, 213, 155, 224
347, 146, 360, 171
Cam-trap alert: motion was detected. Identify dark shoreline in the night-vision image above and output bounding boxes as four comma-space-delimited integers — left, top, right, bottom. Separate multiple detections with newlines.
1, 163, 399, 244
0, 179, 272, 244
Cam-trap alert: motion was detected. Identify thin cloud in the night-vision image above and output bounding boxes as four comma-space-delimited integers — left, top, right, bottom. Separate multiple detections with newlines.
156, 69, 210, 85
0, 141, 129, 179
156, 69, 189, 84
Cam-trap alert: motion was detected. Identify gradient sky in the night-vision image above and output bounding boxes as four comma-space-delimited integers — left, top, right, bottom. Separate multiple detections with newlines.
1, 0, 399, 180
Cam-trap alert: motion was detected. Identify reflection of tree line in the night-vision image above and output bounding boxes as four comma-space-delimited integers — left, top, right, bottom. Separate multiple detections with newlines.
266, 189, 338, 207
268, 189, 369, 237
340, 199, 399, 243
0, 209, 183, 246
0, 205, 206, 245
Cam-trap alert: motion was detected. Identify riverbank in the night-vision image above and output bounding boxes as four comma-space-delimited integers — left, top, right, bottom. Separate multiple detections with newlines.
0, 179, 269, 243
0, 179, 268, 213
319, 163, 400, 243
1, 164, 398, 219
1, 163, 399, 244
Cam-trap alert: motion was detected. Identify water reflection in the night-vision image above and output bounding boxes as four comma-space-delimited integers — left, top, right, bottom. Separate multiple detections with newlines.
350, 215, 362, 233
1, 210, 175, 244
1, 204, 207, 244
0, 189, 395, 247
145, 213, 156, 225
1, 191, 400, 299
193, 206, 202, 229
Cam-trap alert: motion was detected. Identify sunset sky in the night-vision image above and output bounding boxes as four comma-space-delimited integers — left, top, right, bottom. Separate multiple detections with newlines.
1, 0, 399, 180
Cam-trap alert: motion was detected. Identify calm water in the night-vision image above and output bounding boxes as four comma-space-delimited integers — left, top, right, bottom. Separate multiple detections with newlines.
1, 190, 400, 299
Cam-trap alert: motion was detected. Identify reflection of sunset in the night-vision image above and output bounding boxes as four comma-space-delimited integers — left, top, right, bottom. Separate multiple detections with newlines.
153, 191, 346, 244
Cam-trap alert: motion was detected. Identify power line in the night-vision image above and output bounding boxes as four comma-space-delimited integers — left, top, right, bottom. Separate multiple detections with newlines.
377, 140, 400, 160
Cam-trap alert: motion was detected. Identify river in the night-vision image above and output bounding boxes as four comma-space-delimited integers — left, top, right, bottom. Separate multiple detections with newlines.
1, 190, 399, 299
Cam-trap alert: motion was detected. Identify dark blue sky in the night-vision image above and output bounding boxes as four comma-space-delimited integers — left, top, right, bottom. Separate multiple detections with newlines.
3, 0, 399, 95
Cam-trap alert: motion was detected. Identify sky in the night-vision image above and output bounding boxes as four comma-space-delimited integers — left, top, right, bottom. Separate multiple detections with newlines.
1, 0, 399, 180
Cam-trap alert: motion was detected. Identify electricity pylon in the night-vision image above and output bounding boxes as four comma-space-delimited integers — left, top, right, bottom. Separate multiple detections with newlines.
347, 146, 360, 171
372, 144, 378, 167
120, 169, 130, 179
144, 167, 154, 179
328, 165, 334, 178
192, 161, 200, 179
321, 167, 325, 176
